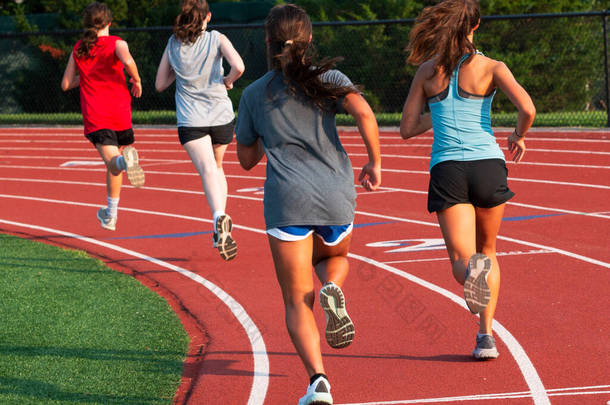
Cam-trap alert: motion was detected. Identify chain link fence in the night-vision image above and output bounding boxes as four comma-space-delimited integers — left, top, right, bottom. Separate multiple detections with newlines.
1, 11, 609, 127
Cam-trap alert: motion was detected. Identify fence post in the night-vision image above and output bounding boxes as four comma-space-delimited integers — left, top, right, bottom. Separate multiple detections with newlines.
602, 10, 610, 127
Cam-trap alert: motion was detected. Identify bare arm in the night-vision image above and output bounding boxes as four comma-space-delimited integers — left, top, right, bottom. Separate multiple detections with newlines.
115, 40, 142, 98
155, 49, 175, 92
61, 52, 80, 91
493, 61, 536, 162
219, 34, 245, 90
343, 92, 381, 191
236, 138, 264, 170
400, 66, 432, 139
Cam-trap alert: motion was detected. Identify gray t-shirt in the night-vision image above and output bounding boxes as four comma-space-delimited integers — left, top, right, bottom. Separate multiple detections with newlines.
166, 30, 235, 127
235, 69, 357, 229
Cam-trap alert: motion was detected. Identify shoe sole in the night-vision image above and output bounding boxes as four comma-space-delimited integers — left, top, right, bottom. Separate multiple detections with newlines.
216, 215, 237, 261
473, 347, 500, 360
319, 284, 354, 349
299, 396, 333, 405
96, 208, 116, 231
122, 146, 145, 188
464, 253, 492, 314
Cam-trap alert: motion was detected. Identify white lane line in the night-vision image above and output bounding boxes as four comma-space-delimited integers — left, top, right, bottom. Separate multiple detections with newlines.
355, 210, 610, 269
383, 249, 554, 264
1, 175, 608, 220
0, 218, 269, 405
0, 193, 549, 405
348, 253, 550, 405
508, 201, 610, 220
0, 178, 265, 202
2, 162, 610, 190
336, 385, 610, 404
340, 143, 610, 155
4, 148, 610, 171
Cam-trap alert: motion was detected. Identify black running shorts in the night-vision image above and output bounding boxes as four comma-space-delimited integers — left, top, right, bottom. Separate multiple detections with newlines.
85, 128, 134, 146
427, 159, 515, 213
178, 121, 235, 146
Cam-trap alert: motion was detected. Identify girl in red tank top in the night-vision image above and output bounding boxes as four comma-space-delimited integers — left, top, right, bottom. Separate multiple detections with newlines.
61, 1, 145, 231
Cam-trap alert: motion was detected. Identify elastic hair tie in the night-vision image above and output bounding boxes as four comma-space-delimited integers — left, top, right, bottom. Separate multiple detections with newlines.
284, 40, 293, 46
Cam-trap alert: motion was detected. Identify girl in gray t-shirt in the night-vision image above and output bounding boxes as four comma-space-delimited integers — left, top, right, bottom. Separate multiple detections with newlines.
236, 4, 381, 404
155, 0, 244, 261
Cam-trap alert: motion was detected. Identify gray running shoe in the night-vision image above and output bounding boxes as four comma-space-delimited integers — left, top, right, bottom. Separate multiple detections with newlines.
122, 146, 145, 188
463, 253, 492, 314
214, 214, 237, 261
473, 334, 499, 359
298, 375, 332, 405
96, 207, 116, 231
319, 282, 354, 349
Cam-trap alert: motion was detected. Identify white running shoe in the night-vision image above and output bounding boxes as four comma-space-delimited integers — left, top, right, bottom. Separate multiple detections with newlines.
319, 282, 354, 349
122, 146, 145, 188
473, 334, 500, 360
96, 207, 116, 231
298, 375, 333, 405
463, 253, 492, 314
214, 214, 237, 261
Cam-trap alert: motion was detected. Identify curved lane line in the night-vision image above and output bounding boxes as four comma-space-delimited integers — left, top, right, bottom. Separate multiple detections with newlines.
1, 193, 556, 404
348, 253, 550, 405
0, 218, 269, 405
355, 210, 610, 269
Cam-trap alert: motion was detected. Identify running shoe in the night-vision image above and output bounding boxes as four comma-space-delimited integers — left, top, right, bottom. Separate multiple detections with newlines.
319, 282, 354, 349
298, 375, 333, 405
472, 334, 499, 359
463, 253, 492, 314
122, 146, 145, 188
214, 214, 237, 261
96, 207, 116, 231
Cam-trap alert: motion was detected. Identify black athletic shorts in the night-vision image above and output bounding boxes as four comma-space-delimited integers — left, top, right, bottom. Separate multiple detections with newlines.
85, 128, 134, 146
427, 159, 515, 213
178, 120, 235, 146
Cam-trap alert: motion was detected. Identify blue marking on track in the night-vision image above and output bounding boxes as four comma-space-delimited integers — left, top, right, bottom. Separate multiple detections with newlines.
503, 213, 565, 221
353, 221, 396, 228
108, 230, 213, 240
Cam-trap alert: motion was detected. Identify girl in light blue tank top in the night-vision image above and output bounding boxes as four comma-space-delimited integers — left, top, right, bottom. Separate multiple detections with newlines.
155, 0, 245, 261
428, 51, 505, 170
400, 0, 536, 360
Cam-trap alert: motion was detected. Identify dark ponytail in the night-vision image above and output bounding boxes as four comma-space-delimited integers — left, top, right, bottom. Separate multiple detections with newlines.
76, 2, 112, 58
174, 0, 210, 44
264, 4, 359, 111
407, 0, 480, 77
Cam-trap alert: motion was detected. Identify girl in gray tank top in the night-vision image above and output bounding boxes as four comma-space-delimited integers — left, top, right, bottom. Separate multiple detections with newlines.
236, 5, 381, 405
155, 0, 244, 261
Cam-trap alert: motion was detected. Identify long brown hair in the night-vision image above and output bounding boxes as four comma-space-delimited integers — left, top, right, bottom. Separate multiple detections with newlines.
174, 0, 209, 44
76, 2, 112, 58
264, 4, 358, 111
407, 0, 480, 77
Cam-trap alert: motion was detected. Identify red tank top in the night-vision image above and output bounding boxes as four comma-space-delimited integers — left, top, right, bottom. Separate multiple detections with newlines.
73, 36, 132, 134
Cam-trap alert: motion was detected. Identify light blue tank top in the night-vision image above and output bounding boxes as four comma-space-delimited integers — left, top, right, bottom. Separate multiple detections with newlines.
428, 52, 505, 170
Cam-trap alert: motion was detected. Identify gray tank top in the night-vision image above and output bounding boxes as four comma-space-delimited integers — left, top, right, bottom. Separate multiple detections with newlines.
166, 30, 235, 127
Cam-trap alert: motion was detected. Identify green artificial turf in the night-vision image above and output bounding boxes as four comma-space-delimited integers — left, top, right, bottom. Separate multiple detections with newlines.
0, 233, 189, 405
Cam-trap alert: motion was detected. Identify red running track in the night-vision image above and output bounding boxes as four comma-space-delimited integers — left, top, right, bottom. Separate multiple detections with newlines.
0, 127, 609, 405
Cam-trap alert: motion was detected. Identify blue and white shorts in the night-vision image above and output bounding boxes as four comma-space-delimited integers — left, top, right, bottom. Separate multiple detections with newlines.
267, 223, 353, 246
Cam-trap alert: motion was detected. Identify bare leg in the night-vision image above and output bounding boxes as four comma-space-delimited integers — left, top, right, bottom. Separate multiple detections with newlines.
475, 204, 505, 335
95, 144, 123, 198
312, 232, 352, 287
268, 234, 325, 377
436, 204, 477, 285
